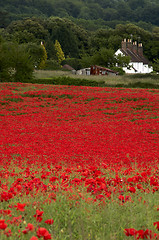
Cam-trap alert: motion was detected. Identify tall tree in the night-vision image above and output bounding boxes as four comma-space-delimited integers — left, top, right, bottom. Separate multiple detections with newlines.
38, 42, 48, 69
54, 40, 65, 64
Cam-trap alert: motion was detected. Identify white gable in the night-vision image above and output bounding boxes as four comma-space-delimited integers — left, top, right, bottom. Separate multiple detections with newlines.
115, 49, 153, 74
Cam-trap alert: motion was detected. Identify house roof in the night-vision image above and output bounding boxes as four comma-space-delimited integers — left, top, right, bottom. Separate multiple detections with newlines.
91, 65, 117, 73
62, 64, 75, 70
120, 48, 149, 64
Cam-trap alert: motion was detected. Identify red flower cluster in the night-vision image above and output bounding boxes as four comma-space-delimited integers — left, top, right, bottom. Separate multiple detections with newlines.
124, 228, 159, 239
0, 83, 158, 239
37, 227, 52, 240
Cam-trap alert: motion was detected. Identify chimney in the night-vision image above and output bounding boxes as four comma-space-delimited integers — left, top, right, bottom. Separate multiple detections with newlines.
132, 41, 137, 55
138, 43, 143, 56
127, 39, 133, 51
121, 39, 127, 51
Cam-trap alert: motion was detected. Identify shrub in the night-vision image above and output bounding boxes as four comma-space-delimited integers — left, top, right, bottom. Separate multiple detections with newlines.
44, 59, 61, 70
111, 67, 125, 75
62, 58, 82, 70
0, 42, 34, 82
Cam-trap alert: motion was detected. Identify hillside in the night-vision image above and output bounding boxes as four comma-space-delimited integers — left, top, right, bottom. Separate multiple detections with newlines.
0, 0, 159, 29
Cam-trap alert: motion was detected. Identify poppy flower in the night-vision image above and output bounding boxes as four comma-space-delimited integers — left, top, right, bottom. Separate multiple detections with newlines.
154, 221, 159, 231
4, 228, 12, 237
37, 227, 52, 240
136, 229, 146, 239
128, 187, 136, 193
144, 229, 155, 239
15, 203, 26, 211
0, 209, 12, 215
44, 219, 54, 225
30, 237, 39, 240
124, 228, 137, 236
0, 219, 7, 230
34, 209, 44, 222
22, 223, 34, 234
0, 219, 7, 229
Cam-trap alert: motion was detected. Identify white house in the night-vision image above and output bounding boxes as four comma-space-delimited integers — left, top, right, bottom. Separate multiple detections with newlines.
115, 39, 153, 74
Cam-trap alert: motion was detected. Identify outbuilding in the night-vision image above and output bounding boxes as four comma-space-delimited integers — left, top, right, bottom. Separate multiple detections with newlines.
90, 65, 118, 76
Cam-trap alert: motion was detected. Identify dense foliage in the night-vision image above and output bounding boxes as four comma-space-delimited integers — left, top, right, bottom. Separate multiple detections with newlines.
0, 0, 159, 27
1, 17, 159, 72
0, 42, 34, 82
0, 39, 48, 82
0, 1, 159, 73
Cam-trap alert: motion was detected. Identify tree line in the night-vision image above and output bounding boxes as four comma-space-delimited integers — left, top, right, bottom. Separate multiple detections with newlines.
0, 0, 159, 28
0, 16, 159, 81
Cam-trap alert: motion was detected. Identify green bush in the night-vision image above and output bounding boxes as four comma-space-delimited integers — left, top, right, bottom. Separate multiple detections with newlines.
26, 43, 45, 69
44, 59, 61, 70
62, 58, 82, 70
0, 42, 34, 82
35, 76, 105, 87
128, 73, 159, 79
111, 67, 125, 75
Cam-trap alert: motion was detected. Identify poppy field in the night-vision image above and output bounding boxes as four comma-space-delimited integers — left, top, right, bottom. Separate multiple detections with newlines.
0, 82, 159, 240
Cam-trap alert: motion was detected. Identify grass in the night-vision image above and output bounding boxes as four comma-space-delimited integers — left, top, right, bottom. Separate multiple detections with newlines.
1, 69, 159, 89
33, 70, 159, 89
0, 163, 159, 240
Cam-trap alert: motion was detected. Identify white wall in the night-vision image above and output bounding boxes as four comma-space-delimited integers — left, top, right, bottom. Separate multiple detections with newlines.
115, 50, 153, 74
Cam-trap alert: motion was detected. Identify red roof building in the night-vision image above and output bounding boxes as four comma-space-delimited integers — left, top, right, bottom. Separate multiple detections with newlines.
90, 65, 118, 76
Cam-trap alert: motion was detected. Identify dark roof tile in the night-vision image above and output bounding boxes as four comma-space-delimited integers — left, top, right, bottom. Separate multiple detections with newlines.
120, 49, 149, 64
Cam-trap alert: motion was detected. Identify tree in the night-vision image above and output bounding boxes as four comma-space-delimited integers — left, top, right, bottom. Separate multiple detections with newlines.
5, 18, 48, 44
54, 40, 65, 64
115, 54, 130, 67
25, 42, 46, 69
48, 19, 80, 58
144, 40, 159, 62
0, 11, 10, 28
152, 59, 159, 72
79, 55, 94, 69
0, 41, 34, 82
38, 42, 47, 69
92, 48, 116, 67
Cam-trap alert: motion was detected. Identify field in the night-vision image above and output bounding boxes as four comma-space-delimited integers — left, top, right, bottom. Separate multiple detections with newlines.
0, 81, 159, 240
34, 70, 159, 88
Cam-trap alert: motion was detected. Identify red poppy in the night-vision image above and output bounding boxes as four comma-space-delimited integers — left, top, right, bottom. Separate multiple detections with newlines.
128, 187, 136, 193
154, 221, 159, 231
30, 237, 39, 240
136, 229, 146, 239
0, 209, 12, 215
44, 219, 54, 225
0, 219, 7, 230
4, 228, 12, 237
15, 203, 26, 211
37, 227, 52, 240
124, 228, 137, 236
34, 209, 44, 222
22, 223, 34, 234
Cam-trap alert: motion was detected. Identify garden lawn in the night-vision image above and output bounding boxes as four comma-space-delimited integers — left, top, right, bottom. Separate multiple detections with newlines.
0, 82, 159, 240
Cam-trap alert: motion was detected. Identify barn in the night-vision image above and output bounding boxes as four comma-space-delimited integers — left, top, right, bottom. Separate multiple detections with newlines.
90, 65, 118, 76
